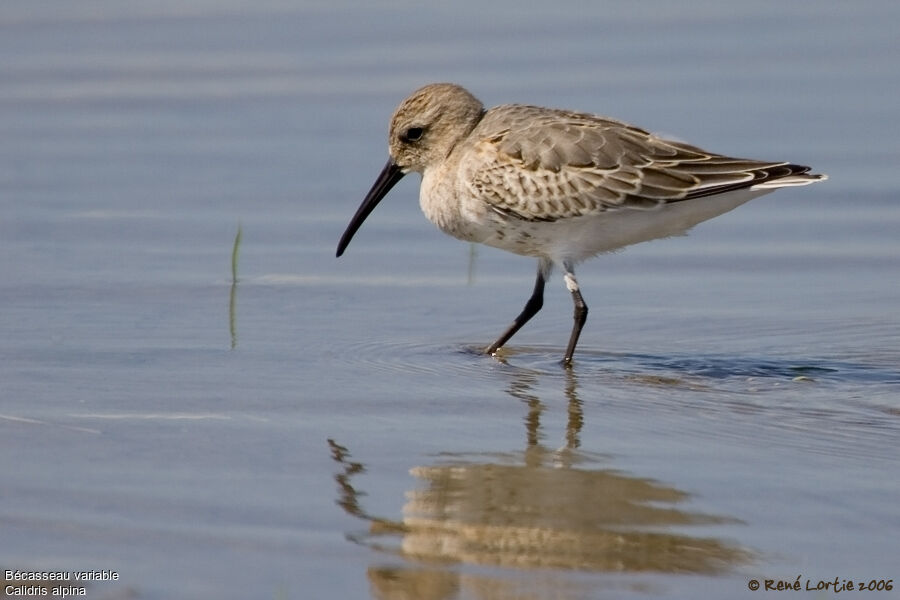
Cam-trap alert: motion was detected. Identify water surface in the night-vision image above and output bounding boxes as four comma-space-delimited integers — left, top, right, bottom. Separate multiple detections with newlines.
1, 2, 899, 599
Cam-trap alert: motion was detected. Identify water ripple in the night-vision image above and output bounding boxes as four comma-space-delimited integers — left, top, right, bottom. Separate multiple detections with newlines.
483, 345, 900, 385
343, 338, 900, 387
339, 340, 900, 464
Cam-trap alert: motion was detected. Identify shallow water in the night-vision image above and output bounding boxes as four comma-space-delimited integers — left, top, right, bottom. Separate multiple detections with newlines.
2, 2, 899, 599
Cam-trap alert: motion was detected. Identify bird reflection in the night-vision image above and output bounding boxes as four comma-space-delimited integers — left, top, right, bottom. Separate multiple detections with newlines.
328, 370, 749, 599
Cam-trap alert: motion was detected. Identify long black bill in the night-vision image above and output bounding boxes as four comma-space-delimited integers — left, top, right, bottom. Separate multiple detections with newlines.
336, 160, 406, 257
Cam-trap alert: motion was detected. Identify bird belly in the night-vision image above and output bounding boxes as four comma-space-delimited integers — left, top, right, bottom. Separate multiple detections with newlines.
420, 172, 770, 263
542, 188, 773, 262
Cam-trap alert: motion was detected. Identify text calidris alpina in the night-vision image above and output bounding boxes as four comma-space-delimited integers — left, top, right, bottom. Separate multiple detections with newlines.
336, 83, 827, 366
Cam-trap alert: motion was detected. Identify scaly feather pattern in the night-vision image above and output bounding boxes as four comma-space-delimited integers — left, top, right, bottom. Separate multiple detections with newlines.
460, 104, 820, 221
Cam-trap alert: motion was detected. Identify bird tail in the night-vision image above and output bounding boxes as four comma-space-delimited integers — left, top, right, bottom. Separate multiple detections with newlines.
751, 172, 828, 189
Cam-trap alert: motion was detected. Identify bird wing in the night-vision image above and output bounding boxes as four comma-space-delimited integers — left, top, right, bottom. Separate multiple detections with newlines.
461, 105, 810, 222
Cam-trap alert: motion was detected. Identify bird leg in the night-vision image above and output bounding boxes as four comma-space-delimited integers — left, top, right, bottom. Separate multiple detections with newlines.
562, 267, 588, 367
485, 261, 548, 356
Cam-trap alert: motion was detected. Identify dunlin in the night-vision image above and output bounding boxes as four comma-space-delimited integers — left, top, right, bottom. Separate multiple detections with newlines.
337, 83, 827, 366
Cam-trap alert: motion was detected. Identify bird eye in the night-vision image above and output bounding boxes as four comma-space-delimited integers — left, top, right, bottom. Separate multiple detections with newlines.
404, 127, 424, 142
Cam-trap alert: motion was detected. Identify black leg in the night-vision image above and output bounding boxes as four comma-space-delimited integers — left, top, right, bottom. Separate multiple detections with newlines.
485, 263, 547, 356
562, 267, 588, 367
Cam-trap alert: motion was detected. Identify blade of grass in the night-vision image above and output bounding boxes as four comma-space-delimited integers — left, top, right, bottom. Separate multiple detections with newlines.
229, 223, 242, 349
